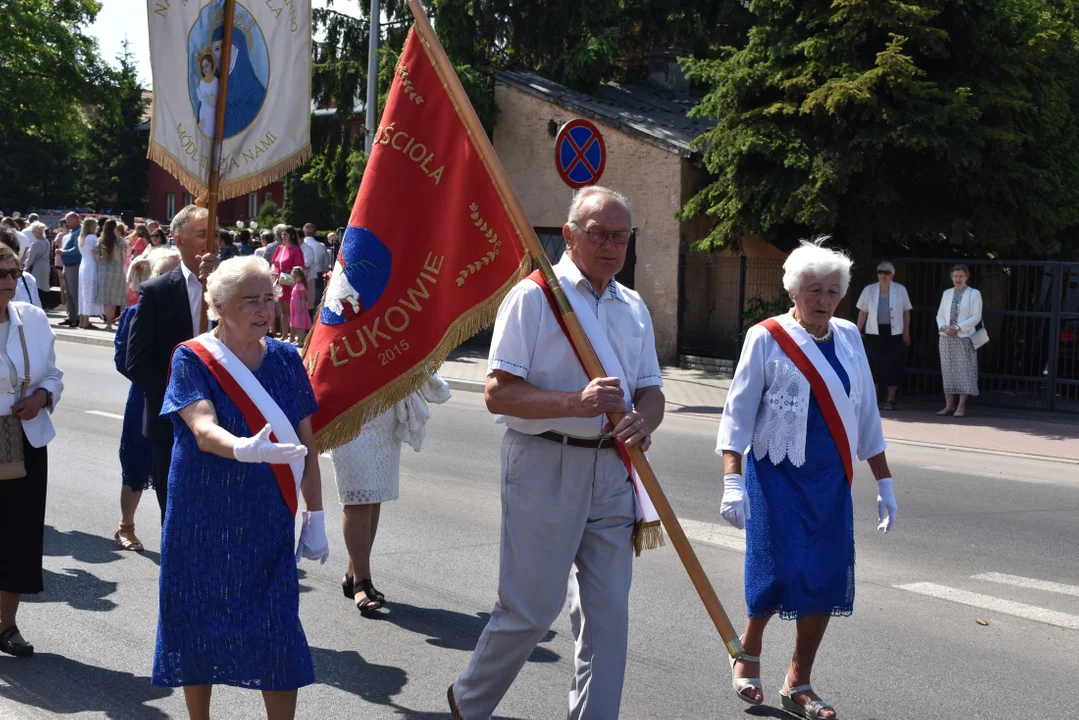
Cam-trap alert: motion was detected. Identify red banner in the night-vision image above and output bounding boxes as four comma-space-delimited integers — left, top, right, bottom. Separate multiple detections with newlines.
304, 27, 528, 450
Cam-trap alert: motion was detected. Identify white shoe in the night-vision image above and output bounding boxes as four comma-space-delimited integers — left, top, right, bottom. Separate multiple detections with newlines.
728, 638, 762, 706
780, 679, 836, 719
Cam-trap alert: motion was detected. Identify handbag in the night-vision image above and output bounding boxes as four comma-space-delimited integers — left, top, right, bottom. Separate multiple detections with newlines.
278, 271, 295, 286
970, 326, 990, 350
0, 307, 30, 481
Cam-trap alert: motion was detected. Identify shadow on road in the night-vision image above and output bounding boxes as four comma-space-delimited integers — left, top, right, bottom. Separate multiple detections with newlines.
42, 524, 161, 567
0, 652, 172, 718
373, 601, 559, 662
24, 567, 118, 612
310, 646, 408, 705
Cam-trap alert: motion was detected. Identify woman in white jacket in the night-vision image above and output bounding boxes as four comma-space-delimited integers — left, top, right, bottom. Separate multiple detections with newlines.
717, 239, 897, 719
0, 238, 64, 658
935, 264, 982, 417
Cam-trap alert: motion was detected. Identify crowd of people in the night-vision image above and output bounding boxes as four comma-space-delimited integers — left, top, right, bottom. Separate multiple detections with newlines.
0, 192, 997, 719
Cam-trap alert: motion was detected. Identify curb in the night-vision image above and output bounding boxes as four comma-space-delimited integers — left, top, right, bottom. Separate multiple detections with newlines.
53, 330, 114, 349
442, 375, 1079, 465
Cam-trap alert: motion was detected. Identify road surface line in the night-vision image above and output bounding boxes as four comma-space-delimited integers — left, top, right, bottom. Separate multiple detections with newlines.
972, 572, 1079, 598
85, 410, 124, 420
679, 518, 746, 553
895, 582, 1079, 630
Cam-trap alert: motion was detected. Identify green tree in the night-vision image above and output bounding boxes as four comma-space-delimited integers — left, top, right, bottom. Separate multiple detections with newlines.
680, 0, 1079, 261
0, 0, 103, 211
85, 42, 149, 215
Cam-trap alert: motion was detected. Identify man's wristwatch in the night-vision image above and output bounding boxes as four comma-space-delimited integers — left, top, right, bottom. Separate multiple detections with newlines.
39, 388, 53, 408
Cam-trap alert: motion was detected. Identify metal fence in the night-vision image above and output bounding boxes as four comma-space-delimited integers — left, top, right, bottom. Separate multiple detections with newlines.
894, 259, 1079, 413
679, 253, 1079, 414
678, 253, 786, 359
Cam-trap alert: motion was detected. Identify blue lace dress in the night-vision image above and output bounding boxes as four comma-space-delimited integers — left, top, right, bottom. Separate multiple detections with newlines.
114, 306, 153, 491
744, 337, 856, 619
151, 339, 317, 690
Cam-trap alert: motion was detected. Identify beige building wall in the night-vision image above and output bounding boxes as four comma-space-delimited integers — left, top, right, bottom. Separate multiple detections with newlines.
493, 82, 684, 363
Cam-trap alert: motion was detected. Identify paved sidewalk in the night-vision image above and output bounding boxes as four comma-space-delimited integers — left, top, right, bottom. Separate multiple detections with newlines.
50, 314, 1079, 463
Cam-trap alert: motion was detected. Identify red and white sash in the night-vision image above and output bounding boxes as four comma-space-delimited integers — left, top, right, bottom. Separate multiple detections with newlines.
526, 269, 662, 541
181, 334, 305, 515
760, 314, 857, 485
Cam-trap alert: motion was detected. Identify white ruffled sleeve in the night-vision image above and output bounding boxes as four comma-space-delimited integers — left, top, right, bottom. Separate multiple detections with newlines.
716, 325, 768, 457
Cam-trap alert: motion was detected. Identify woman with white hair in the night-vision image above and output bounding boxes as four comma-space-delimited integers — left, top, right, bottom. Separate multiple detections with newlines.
112, 248, 181, 552
855, 261, 913, 410
717, 239, 898, 719
152, 256, 328, 719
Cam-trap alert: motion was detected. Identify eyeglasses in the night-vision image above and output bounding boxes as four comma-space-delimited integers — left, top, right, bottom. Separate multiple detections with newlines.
0, 269, 21, 280
570, 222, 637, 246
877, 270, 893, 276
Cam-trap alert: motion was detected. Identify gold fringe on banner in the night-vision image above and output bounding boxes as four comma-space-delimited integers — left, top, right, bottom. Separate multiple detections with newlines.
147, 142, 311, 205
633, 520, 665, 557
313, 254, 530, 453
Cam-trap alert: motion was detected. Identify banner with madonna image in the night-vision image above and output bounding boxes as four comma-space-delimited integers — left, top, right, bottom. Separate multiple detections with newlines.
146, 0, 311, 200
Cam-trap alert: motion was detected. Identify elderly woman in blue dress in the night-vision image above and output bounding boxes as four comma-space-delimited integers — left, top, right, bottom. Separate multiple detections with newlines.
152, 256, 328, 720
716, 240, 899, 720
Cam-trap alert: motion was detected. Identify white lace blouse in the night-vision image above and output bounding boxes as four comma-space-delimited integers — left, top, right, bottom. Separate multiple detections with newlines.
716, 317, 886, 467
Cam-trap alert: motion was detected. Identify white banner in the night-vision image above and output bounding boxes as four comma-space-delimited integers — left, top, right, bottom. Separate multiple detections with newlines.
146, 0, 311, 201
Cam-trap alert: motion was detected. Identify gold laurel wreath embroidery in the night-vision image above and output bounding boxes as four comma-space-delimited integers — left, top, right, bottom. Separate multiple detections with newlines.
395, 62, 425, 106
457, 202, 501, 287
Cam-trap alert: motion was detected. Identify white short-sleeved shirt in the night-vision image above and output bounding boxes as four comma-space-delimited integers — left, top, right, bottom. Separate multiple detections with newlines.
856, 282, 912, 335
488, 254, 663, 438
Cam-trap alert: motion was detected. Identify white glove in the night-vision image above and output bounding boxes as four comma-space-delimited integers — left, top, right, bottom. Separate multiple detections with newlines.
295, 510, 330, 564
720, 473, 751, 530
876, 477, 898, 532
233, 424, 308, 465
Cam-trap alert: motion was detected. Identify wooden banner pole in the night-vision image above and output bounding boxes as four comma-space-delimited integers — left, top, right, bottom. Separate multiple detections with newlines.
201, 0, 237, 333
406, 0, 744, 660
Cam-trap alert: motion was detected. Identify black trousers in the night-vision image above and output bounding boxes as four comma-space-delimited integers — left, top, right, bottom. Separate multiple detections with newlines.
152, 440, 173, 523
0, 436, 49, 594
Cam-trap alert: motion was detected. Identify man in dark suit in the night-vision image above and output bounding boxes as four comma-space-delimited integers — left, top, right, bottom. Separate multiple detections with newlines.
126, 205, 220, 518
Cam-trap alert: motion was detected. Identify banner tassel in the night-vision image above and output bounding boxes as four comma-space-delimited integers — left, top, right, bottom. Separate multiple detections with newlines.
633, 520, 665, 557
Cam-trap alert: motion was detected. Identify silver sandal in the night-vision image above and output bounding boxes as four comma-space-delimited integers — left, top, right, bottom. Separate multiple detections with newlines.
780, 680, 836, 719
728, 639, 763, 705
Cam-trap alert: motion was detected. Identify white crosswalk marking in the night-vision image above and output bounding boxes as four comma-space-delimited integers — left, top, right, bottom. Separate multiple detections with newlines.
895, 582, 1079, 630
679, 518, 746, 553
972, 572, 1079, 598
85, 410, 124, 420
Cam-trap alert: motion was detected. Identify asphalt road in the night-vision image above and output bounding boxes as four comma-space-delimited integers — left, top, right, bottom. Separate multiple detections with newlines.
0, 341, 1077, 719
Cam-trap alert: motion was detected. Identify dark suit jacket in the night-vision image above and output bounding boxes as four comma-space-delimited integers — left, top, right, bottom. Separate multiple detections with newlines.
126, 268, 194, 443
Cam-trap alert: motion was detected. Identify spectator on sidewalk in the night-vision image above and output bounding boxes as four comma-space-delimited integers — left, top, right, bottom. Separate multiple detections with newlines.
235, 228, 255, 256
59, 213, 82, 327
254, 229, 276, 262
0, 241, 64, 659
77, 217, 103, 330
936, 264, 983, 418
717, 239, 897, 719
23, 223, 51, 308
218, 229, 239, 261
855, 261, 912, 410
113, 248, 182, 553
0, 218, 26, 257
0, 232, 41, 308
272, 226, 304, 342
301, 223, 330, 319
96, 219, 127, 330
126, 205, 220, 519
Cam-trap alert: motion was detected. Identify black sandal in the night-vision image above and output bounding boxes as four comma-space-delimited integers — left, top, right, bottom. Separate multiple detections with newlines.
0, 625, 34, 657
342, 573, 355, 599
354, 578, 384, 615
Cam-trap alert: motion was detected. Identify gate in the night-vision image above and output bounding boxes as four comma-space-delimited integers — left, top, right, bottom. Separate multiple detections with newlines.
678, 253, 1079, 414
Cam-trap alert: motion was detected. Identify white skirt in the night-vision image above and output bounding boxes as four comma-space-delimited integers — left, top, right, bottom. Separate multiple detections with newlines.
329, 408, 401, 505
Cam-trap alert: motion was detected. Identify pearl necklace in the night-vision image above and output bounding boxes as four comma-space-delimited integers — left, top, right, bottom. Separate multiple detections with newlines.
790, 309, 833, 343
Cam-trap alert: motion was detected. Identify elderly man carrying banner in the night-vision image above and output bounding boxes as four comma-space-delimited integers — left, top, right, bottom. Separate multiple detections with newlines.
449, 186, 665, 720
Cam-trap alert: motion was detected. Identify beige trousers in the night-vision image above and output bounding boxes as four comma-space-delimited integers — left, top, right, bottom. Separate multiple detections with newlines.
453, 429, 635, 720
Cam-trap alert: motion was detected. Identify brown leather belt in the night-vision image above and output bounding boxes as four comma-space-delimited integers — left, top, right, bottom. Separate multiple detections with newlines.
537, 431, 617, 450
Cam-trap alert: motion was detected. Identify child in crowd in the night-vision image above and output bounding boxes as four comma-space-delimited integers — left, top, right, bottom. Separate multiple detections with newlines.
289, 266, 312, 345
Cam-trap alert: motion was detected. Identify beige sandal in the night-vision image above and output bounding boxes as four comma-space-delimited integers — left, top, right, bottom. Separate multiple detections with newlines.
115, 522, 144, 552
